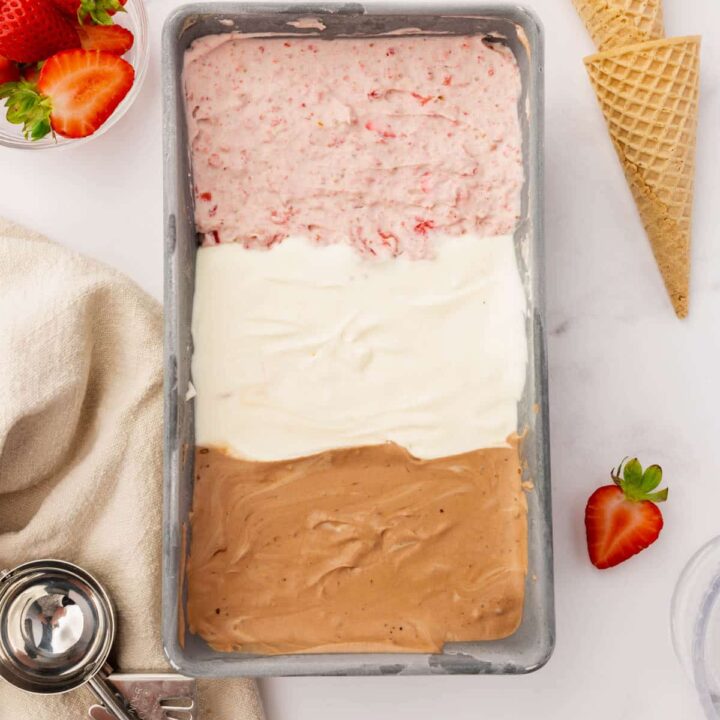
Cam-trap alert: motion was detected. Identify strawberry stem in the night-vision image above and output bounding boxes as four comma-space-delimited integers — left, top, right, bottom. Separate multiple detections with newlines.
0, 81, 53, 141
611, 458, 668, 504
78, 0, 126, 26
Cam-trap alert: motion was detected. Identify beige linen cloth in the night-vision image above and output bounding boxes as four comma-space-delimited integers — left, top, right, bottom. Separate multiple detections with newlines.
0, 219, 264, 720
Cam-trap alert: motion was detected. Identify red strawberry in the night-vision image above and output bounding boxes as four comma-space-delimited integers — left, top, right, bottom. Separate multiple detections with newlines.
21, 61, 42, 83
0, 48, 133, 139
0, 54, 19, 84
0, 0, 80, 63
77, 24, 133, 55
38, 48, 133, 136
51, 0, 126, 25
585, 458, 668, 570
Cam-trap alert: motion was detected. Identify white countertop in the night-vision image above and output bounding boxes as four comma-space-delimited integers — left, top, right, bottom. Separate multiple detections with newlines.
1, 0, 718, 717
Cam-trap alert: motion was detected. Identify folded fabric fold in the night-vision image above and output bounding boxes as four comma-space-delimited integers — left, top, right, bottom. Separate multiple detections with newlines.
0, 219, 264, 720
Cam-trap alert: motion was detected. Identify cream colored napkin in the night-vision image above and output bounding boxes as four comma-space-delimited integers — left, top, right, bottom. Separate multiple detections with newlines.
0, 219, 264, 720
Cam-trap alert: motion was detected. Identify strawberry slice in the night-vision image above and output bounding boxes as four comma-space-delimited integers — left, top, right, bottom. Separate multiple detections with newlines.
51, 0, 127, 26
585, 458, 668, 569
77, 24, 133, 55
0, 55, 20, 85
38, 49, 133, 137
0, 48, 133, 139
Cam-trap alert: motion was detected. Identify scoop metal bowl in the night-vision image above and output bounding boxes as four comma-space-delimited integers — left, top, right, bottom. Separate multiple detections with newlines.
0, 559, 137, 720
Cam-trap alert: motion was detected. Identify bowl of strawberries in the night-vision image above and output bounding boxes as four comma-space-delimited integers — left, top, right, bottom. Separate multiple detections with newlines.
0, 0, 148, 148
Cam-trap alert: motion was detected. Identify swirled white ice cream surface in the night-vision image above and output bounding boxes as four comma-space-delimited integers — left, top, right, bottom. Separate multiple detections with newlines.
191, 234, 527, 461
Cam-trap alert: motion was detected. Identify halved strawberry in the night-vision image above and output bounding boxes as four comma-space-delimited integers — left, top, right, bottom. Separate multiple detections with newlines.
77, 24, 133, 55
38, 48, 133, 137
0, 55, 20, 85
0, 0, 80, 63
51, 0, 127, 26
585, 458, 668, 570
0, 48, 133, 139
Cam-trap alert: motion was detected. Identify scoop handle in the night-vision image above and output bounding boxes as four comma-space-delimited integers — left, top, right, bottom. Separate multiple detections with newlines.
88, 672, 139, 720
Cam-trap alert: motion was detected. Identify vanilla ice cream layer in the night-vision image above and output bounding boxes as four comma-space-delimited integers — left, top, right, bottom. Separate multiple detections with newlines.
191, 234, 527, 462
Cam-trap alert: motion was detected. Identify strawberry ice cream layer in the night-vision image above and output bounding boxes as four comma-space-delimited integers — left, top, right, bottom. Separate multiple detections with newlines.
184, 33, 523, 257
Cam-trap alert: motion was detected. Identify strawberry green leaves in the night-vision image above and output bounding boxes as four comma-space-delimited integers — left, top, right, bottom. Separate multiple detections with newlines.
640, 464, 664, 496
77, 0, 126, 26
0, 81, 52, 140
611, 457, 668, 503
619, 457, 642, 485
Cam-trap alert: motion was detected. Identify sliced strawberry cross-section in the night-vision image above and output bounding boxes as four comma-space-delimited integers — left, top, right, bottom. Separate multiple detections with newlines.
0, 48, 134, 140
39, 49, 134, 137
585, 458, 668, 569
77, 24, 134, 56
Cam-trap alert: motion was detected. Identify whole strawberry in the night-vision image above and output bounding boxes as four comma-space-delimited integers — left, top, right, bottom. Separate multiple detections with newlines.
0, 0, 80, 64
585, 458, 668, 569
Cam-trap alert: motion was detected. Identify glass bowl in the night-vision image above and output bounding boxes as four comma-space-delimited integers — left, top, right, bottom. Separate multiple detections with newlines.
0, 0, 149, 150
671, 535, 720, 720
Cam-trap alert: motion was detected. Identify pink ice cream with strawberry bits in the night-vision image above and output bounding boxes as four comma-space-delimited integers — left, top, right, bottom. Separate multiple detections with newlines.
184, 33, 522, 257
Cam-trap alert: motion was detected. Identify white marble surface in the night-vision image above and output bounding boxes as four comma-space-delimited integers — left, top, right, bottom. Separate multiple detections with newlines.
1, 0, 719, 717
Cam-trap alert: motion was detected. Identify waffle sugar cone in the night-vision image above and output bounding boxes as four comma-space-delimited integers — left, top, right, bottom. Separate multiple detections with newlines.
573, 0, 664, 50
585, 36, 701, 318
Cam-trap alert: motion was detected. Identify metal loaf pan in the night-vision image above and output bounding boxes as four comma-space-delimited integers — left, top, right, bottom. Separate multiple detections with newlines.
163, 2, 552, 677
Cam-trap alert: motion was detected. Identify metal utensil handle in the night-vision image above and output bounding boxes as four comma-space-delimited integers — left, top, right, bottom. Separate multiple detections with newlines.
88, 672, 139, 720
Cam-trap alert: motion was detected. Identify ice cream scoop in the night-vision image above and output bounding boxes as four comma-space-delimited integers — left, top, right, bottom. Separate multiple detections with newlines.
0, 559, 137, 720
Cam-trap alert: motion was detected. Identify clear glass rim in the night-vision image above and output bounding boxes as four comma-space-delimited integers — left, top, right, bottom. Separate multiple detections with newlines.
671, 534, 720, 720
